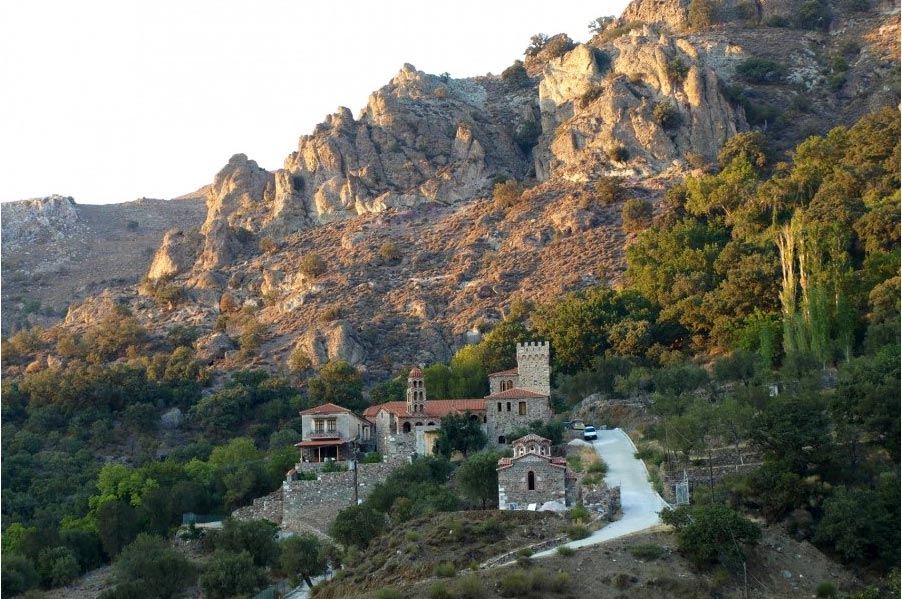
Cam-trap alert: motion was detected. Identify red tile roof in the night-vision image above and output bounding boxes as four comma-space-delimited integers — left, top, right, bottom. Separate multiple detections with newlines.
512, 433, 550, 444
299, 402, 352, 416
409, 366, 423, 377
363, 399, 486, 419
497, 452, 569, 472
484, 388, 547, 400
489, 368, 519, 377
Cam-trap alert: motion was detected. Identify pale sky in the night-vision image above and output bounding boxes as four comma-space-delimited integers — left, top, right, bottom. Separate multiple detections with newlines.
0, 0, 630, 205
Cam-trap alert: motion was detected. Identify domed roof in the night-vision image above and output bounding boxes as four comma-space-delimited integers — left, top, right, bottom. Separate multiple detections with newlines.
408, 366, 423, 378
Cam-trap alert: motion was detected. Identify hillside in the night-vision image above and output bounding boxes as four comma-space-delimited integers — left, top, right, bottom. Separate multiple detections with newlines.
1, 0, 898, 374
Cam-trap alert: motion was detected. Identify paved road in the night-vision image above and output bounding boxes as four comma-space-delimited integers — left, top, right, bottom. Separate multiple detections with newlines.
536, 428, 669, 556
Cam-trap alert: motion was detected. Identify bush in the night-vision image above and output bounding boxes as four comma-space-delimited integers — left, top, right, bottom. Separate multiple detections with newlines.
258, 236, 279, 254
622, 199, 654, 233
363, 452, 383, 463
628, 543, 666, 560
568, 504, 590, 522
816, 581, 838, 598
595, 176, 627, 204
433, 561, 457, 577
375, 589, 403, 599
653, 101, 681, 129
665, 58, 689, 83
429, 582, 452, 599
688, 0, 720, 29
557, 545, 576, 556
288, 348, 312, 372
299, 253, 327, 278
499, 570, 532, 597
541, 35, 576, 60
736, 57, 787, 84
607, 144, 630, 162
126, 220, 139, 231
379, 241, 401, 261
319, 305, 344, 323
794, 0, 831, 29
494, 180, 523, 209
566, 524, 591, 540
502, 61, 530, 87
454, 575, 486, 599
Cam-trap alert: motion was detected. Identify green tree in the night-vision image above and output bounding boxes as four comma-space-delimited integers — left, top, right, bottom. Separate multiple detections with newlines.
330, 504, 385, 549
1, 554, 39, 596
37, 546, 80, 587
814, 487, 897, 567
622, 198, 654, 233
110, 534, 195, 599
200, 550, 265, 599
208, 519, 279, 567
661, 504, 761, 568
95, 499, 141, 558
435, 412, 488, 457
307, 360, 365, 412
280, 533, 328, 588
456, 451, 500, 509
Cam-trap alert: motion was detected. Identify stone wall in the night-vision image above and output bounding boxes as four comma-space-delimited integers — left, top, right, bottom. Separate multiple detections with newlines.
498, 454, 568, 510
516, 342, 550, 395
232, 488, 284, 524
486, 397, 553, 446
281, 461, 399, 534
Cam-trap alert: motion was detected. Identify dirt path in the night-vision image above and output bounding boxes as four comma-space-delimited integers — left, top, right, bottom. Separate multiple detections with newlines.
536, 428, 669, 556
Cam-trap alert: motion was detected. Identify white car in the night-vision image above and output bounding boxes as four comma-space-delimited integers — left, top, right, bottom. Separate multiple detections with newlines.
583, 425, 597, 441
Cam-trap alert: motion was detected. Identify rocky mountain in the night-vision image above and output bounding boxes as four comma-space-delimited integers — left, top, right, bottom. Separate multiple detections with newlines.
2, 0, 898, 376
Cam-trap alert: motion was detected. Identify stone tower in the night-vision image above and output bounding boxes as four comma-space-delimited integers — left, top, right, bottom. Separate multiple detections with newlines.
406, 366, 426, 414
515, 342, 550, 396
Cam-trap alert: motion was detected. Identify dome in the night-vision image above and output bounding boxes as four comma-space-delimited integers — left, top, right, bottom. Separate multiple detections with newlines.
408, 366, 423, 378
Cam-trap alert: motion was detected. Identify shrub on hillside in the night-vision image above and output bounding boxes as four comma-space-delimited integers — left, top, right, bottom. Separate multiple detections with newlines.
595, 176, 628, 204
494, 180, 523, 209
665, 58, 690, 83
736, 57, 787, 84
653, 101, 682, 129
502, 61, 530, 87
379, 241, 401, 261
622, 199, 654, 233
607, 144, 630, 163
299, 253, 327, 278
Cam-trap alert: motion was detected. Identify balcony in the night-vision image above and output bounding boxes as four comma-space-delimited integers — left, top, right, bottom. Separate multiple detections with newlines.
307, 431, 344, 440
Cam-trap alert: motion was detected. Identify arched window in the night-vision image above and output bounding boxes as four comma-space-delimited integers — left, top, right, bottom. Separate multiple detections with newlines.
427, 421, 435, 426
527, 471, 535, 491
498, 435, 506, 444
403, 422, 411, 433
415, 422, 424, 427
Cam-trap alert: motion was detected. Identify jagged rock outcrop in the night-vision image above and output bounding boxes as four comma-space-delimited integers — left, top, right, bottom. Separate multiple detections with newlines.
297, 321, 366, 368
1, 195, 81, 248
147, 229, 203, 280
535, 34, 746, 180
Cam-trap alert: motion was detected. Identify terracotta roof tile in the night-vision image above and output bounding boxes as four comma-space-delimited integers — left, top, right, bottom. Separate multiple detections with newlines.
511, 433, 549, 444
488, 368, 519, 377
484, 388, 547, 400
299, 402, 352, 416
363, 400, 486, 419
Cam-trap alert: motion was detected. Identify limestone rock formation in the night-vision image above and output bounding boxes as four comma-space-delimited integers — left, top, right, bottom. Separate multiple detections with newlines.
1, 195, 81, 248
297, 321, 366, 368
535, 35, 745, 181
147, 229, 203, 280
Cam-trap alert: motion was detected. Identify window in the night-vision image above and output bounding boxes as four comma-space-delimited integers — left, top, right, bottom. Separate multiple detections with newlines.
403, 422, 411, 433
506, 402, 511, 412
518, 402, 526, 415
497, 402, 502, 412
327, 418, 337, 432
314, 419, 325, 433
527, 471, 535, 491
498, 435, 507, 444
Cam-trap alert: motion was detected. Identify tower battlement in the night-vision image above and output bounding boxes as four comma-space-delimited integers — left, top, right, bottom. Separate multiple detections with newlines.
515, 341, 550, 396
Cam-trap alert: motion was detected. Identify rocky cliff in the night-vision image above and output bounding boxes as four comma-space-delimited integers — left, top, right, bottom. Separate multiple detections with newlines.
2, 0, 898, 370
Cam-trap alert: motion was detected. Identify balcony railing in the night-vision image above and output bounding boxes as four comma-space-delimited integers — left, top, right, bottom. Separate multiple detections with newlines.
307, 431, 344, 440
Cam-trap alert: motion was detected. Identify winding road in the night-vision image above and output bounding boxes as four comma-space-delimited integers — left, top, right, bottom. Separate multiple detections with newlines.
536, 428, 669, 556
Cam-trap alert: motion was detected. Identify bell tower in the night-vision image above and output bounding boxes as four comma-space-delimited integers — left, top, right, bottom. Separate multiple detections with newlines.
406, 366, 426, 414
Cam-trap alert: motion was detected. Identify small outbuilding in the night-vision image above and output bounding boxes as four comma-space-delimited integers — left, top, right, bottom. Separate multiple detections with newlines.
497, 434, 578, 510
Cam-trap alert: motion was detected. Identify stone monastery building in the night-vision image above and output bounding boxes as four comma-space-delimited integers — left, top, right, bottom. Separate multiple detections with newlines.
362, 342, 553, 460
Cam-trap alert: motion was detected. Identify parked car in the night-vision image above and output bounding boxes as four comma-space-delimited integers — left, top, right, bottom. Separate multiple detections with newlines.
583, 425, 597, 441
569, 419, 585, 430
